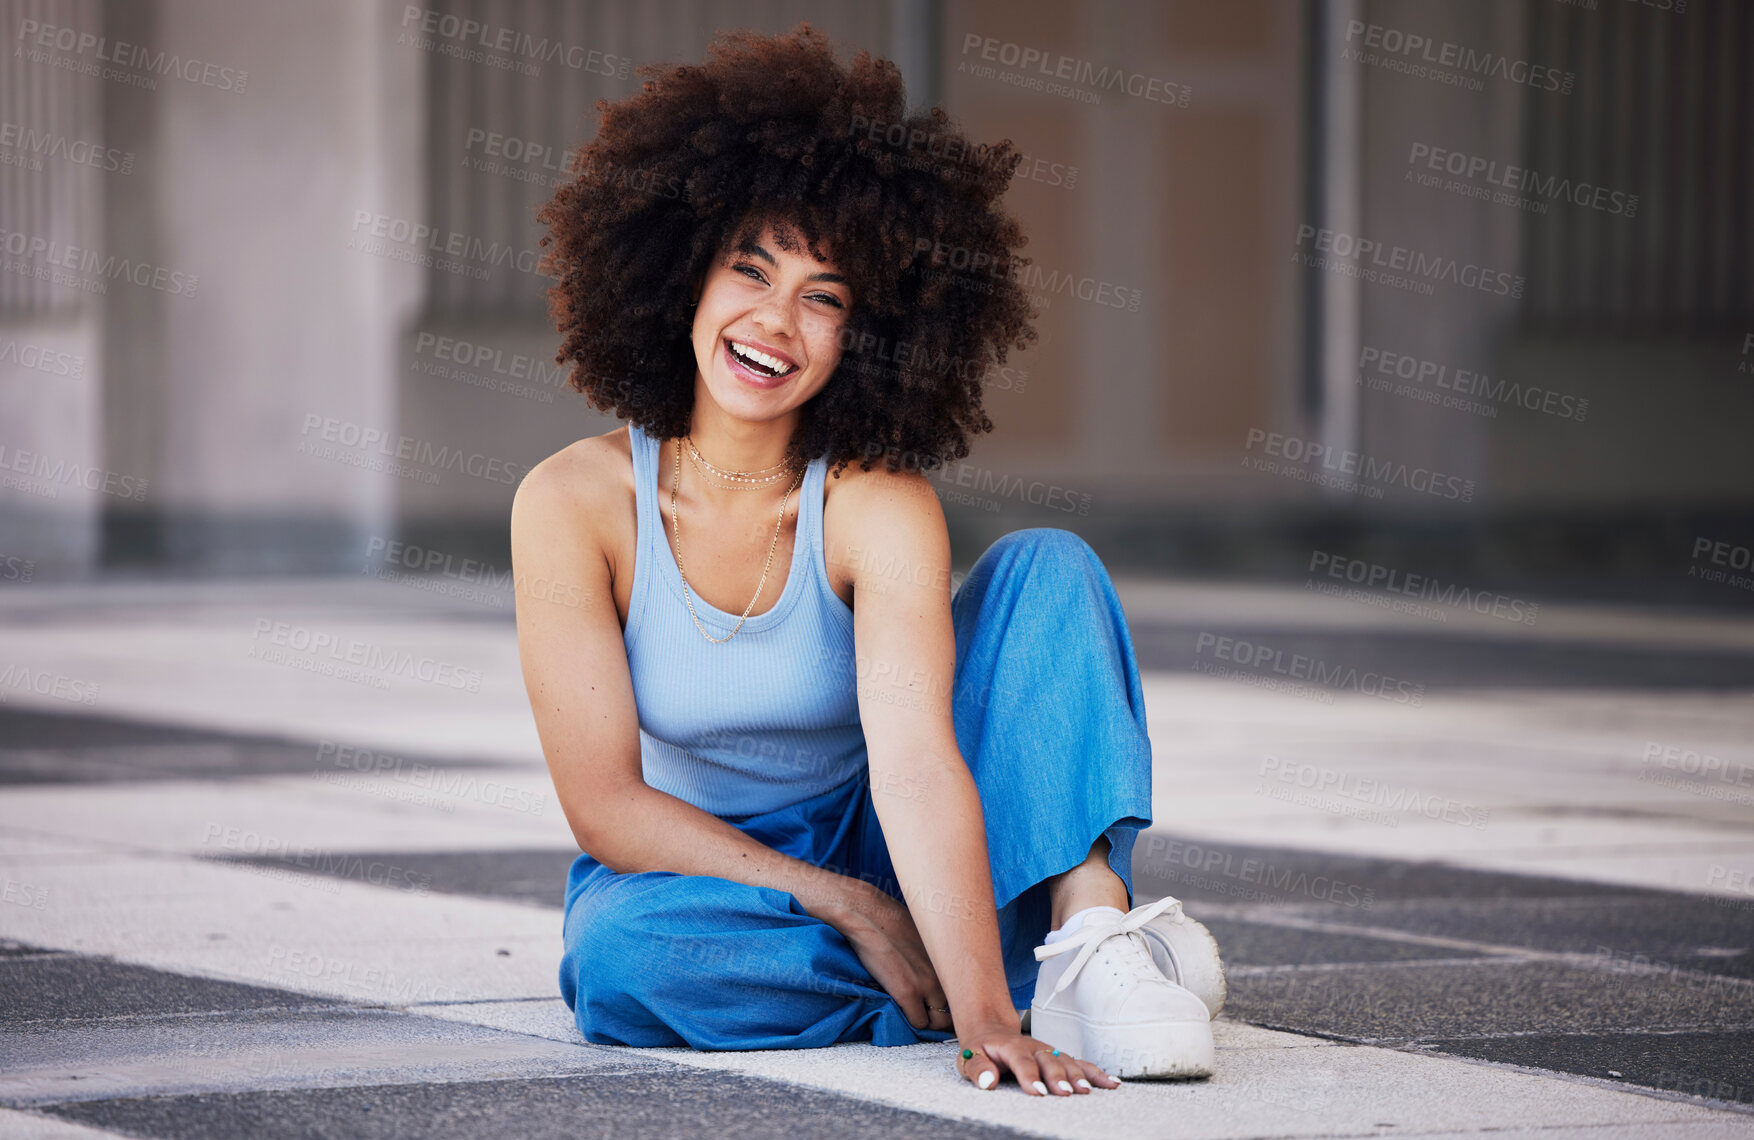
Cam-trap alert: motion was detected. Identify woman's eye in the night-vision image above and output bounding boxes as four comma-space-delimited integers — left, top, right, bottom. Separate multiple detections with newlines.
735, 264, 765, 282
811, 294, 845, 309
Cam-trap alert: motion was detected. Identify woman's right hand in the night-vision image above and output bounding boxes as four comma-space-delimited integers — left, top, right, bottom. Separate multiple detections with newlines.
954, 1021, 1121, 1094
815, 880, 953, 1034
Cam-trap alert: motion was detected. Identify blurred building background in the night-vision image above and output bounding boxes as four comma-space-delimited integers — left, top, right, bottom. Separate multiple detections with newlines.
2, 0, 1750, 607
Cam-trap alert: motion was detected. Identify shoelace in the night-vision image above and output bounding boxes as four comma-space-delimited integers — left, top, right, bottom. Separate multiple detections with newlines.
1033, 894, 1185, 999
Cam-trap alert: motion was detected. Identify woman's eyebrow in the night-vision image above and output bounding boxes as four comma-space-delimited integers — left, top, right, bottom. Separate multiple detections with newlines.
735, 238, 849, 286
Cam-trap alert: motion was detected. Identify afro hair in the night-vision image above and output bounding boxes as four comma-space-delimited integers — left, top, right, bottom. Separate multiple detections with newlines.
535, 21, 1038, 477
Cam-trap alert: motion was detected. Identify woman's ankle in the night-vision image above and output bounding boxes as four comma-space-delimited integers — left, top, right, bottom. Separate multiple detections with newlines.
1046, 836, 1130, 929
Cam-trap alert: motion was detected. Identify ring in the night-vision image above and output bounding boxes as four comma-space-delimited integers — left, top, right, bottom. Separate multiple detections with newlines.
928, 1005, 950, 1014
1032, 1048, 1061, 1057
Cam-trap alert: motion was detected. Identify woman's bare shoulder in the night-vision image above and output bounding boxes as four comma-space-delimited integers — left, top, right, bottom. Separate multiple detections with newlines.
513, 425, 633, 544
823, 458, 949, 593
825, 458, 942, 522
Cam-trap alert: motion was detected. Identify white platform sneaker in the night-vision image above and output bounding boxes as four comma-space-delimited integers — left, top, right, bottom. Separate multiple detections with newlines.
1135, 894, 1227, 1018
1027, 895, 1217, 1079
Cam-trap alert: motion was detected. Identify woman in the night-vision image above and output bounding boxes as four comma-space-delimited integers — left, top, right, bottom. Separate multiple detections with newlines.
513, 23, 1225, 1096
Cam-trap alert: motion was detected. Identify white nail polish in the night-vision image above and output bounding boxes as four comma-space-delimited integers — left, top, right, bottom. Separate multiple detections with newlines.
1057, 1080, 1074, 1093
1032, 1080, 1048, 1095
978, 1070, 996, 1089
1076, 1078, 1092, 1089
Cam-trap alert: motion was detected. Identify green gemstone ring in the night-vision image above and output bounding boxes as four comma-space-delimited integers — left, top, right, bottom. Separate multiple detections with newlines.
961, 1048, 973, 1059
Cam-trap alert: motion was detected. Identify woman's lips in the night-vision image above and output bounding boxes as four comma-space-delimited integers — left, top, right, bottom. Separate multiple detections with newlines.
723, 339, 797, 389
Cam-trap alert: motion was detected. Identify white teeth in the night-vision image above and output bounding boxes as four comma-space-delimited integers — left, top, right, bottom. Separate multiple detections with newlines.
730, 340, 794, 375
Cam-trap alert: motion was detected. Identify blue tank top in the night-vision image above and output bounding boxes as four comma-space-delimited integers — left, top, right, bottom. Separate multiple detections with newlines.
622, 421, 866, 818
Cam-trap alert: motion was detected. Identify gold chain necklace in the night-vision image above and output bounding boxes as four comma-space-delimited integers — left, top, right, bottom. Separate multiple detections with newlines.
670, 437, 803, 644
685, 445, 786, 492
684, 435, 790, 486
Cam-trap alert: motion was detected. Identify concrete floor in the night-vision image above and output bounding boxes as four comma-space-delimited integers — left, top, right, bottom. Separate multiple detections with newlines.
1, 573, 1751, 1139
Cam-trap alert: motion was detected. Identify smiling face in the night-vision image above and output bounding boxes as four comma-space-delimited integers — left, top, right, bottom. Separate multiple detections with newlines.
689, 219, 852, 425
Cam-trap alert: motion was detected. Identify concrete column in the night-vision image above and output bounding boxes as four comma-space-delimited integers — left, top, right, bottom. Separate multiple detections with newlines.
100, 0, 425, 572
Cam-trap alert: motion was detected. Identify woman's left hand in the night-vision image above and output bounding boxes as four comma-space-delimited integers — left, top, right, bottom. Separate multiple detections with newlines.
953, 1020, 1122, 1094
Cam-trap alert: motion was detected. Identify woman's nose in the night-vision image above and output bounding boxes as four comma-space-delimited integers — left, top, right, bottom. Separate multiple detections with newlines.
751, 294, 796, 338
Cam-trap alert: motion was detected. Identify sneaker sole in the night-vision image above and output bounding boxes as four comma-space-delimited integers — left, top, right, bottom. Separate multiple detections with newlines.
1028, 1005, 1214, 1079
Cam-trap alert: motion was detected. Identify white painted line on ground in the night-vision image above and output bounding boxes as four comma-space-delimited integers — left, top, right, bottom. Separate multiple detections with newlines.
419, 998, 1754, 1140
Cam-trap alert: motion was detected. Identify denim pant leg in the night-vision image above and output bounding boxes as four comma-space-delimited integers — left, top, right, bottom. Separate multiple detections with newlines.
851, 526, 1156, 1011
558, 774, 949, 1050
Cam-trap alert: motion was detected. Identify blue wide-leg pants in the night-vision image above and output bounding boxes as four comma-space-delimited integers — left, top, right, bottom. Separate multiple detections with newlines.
558, 527, 1155, 1049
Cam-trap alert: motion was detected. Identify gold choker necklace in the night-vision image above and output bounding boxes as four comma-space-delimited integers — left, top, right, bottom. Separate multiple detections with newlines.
684, 435, 790, 486
685, 446, 786, 491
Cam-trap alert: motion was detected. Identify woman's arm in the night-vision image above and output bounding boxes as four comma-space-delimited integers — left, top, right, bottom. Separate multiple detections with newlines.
839, 471, 1110, 1093
510, 444, 884, 922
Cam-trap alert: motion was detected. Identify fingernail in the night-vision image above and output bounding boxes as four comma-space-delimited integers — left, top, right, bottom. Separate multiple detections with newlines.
1032, 1080, 1048, 1096
1076, 1079, 1092, 1089
978, 1070, 996, 1090
1057, 1080, 1073, 1093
